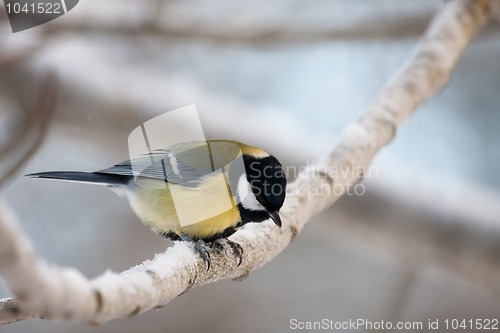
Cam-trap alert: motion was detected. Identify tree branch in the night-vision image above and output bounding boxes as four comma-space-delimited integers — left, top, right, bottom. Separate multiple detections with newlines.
0, 298, 31, 324
0, 0, 496, 326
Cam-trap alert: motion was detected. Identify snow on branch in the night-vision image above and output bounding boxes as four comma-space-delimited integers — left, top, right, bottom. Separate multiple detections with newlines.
0, 0, 496, 326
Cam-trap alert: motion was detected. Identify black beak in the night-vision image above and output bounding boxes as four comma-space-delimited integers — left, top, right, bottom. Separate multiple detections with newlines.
267, 210, 282, 228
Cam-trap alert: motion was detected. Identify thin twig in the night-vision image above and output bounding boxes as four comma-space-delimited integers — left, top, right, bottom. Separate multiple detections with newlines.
0, 73, 57, 188
0, 0, 495, 326
44, 13, 432, 43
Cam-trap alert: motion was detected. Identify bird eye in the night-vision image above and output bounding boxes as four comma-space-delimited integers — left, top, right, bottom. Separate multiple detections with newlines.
255, 194, 266, 205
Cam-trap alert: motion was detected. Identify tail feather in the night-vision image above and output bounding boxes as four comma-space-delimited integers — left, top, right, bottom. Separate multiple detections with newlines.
26, 171, 130, 186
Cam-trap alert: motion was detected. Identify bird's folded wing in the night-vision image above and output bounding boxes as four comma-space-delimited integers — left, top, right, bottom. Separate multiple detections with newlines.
95, 146, 220, 187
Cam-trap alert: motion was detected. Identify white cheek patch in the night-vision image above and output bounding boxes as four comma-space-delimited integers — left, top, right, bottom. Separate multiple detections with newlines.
237, 174, 266, 211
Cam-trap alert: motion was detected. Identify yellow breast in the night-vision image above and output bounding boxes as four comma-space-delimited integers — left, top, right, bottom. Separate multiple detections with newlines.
128, 175, 242, 240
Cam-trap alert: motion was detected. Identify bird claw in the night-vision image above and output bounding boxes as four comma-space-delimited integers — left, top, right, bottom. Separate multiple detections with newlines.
177, 234, 242, 269
178, 234, 211, 271
193, 242, 211, 271
226, 240, 243, 267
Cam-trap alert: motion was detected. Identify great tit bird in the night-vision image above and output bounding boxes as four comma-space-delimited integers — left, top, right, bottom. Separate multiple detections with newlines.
27, 140, 287, 268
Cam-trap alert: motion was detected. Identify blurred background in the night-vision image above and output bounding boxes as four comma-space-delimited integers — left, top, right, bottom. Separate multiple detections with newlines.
1, 0, 500, 332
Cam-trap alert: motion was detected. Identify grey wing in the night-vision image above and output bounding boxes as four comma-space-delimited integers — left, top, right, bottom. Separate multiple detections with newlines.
96, 149, 204, 185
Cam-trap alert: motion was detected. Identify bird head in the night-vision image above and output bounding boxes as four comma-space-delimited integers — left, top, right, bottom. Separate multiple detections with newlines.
237, 153, 287, 227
